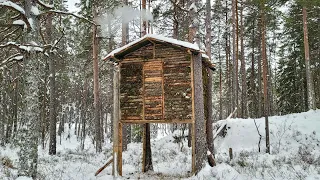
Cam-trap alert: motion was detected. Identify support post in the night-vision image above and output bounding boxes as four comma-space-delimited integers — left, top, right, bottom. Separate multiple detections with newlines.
191, 122, 195, 173
193, 53, 206, 174
118, 122, 123, 176
112, 66, 120, 176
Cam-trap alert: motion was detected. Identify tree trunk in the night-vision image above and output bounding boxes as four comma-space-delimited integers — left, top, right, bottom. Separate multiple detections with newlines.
93, 7, 102, 153
13, 64, 19, 134
141, 0, 153, 172
18, 0, 40, 178
80, 79, 88, 150
260, 1, 270, 154
302, 6, 316, 110
41, 72, 48, 149
189, 0, 206, 174
250, 21, 256, 118
257, 21, 262, 118
5, 68, 13, 143
172, 0, 179, 39
121, 0, 131, 151
240, 1, 247, 118
225, 0, 231, 116
205, 0, 214, 154
0, 89, 4, 146
232, 0, 238, 115
48, 0, 57, 155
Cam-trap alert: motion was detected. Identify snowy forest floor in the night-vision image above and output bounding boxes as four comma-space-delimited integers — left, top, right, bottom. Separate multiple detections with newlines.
1, 110, 320, 180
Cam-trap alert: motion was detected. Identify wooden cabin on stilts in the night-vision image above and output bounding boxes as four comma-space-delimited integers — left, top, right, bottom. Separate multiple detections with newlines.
103, 34, 215, 177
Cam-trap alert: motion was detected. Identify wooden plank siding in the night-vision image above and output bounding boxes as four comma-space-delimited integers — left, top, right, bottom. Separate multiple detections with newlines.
120, 63, 143, 120
119, 42, 192, 123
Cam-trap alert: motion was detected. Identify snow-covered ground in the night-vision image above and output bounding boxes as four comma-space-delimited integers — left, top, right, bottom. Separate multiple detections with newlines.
1, 109, 320, 179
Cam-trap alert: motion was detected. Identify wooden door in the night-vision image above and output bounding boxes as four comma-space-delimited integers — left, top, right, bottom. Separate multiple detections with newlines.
143, 60, 164, 120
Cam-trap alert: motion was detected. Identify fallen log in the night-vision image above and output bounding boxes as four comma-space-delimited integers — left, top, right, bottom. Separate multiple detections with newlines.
95, 157, 113, 176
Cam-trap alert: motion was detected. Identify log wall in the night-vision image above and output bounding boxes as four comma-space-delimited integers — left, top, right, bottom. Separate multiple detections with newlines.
119, 42, 192, 123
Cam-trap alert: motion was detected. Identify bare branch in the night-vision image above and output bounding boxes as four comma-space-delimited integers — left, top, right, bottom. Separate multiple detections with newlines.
0, 26, 12, 34
0, 27, 20, 42
0, 53, 22, 67
50, 30, 64, 52
36, 0, 53, 9
40, 10, 96, 25
0, 1, 31, 30
0, 42, 53, 53
253, 118, 262, 152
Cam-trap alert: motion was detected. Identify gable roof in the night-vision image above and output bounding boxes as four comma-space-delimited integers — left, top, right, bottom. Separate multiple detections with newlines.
103, 34, 215, 71
103, 34, 202, 61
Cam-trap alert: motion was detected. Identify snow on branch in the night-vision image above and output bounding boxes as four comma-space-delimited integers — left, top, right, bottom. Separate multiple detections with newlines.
31, 5, 40, 16
0, 0, 25, 15
0, 27, 20, 42
0, 42, 54, 54
0, 53, 23, 67
36, 0, 54, 9
0, 0, 31, 30
0, 41, 59, 67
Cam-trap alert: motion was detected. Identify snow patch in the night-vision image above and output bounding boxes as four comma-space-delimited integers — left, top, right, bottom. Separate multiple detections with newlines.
14, 55, 23, 60
1, 110, 320, 179
30, 5, 40, 16
188, 2, 197, 12
12, 20, 25, 27
16, 177, 32, 180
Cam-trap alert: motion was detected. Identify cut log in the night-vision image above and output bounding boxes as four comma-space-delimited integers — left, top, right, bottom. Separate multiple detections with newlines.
207, 150, 216, 167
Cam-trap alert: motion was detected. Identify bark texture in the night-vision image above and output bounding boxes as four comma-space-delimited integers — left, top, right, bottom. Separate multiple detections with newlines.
260, 1, 270, 154
302, 7, 316, 110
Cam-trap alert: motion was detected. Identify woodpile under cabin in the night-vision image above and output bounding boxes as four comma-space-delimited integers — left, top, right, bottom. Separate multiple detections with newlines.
104, 34, 215, 176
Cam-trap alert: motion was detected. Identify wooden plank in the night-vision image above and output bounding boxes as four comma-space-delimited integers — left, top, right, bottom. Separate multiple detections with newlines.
113, 67, 120, 176
95, 157, 113, 176
124, 116, 142, 120
153, 42, 156, 59
144, 107, 162, 111
120, 119, 193, 124
142, 64, 145, 122
192, 122, 195, 174
162, 60, 165, 120
144, 97, 162, 101
142, 123, 146, 172
120, 62, 143, 121
190, 54, 195, 124
143, 60, 163, 121
118, 122, 123, 176
190, 53, 196, 174
145, 77, 162, 82
144, 113, 162, 116
121, 59, 144, 63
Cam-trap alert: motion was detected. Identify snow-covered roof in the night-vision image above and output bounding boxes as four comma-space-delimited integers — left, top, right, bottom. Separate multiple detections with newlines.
103, 34, 201, 60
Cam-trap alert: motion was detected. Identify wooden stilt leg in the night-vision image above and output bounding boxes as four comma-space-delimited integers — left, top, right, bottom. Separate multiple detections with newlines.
118, 122, 123, 176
